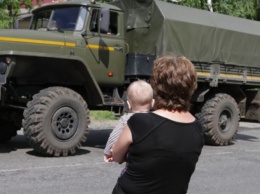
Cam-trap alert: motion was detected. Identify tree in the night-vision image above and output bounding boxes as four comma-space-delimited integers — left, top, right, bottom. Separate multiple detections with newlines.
1, 0, 260, 29
0, 0, 34, 29
207, 0, 213, 12
77, 0, 260, 21
212, 0, 256, 19
0, 0, 29, 29
176, 0, 260, 20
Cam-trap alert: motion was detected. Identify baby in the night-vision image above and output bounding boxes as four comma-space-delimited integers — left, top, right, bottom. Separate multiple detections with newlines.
104, 80, 154, 162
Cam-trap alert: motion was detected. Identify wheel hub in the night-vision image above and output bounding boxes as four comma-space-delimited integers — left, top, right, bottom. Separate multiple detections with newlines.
219, 115, 227, 127
51, 107, 78, 140
219, 110, 231, 132
60, 118, 69, 128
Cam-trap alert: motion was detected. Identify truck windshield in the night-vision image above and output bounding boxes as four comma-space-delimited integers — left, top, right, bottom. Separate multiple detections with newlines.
31, 6, 88, 31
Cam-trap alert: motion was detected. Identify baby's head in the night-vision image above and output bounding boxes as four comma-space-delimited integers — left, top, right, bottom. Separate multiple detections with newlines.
127, 80, 154, 112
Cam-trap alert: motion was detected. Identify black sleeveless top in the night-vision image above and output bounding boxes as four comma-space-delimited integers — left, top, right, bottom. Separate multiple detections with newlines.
113, 113, 204, 194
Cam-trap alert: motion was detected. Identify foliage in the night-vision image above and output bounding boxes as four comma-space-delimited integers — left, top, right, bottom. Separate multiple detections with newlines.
0, 0, 19, 28
175, 0, 260, 20
90, 110, 118, 121
0, 0, 42, 29
0, 0, 30, 28
101, 0, 260, 20
210, 0, 256, 19
0, 8, 10, 29
1, 0, 260, 27
175, 0, 206, 9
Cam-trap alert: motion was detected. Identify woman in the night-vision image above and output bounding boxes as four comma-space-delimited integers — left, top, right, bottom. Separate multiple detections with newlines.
112, 54, 204, 194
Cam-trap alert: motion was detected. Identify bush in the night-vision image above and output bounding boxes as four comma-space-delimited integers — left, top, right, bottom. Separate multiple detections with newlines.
90, 110, 118, 121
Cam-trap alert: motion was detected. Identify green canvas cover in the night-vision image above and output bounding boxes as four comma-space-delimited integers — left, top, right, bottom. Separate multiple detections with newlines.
110, 0, 260, 68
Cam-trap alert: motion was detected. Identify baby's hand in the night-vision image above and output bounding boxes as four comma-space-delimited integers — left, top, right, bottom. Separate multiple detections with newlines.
104, 155, 114, 162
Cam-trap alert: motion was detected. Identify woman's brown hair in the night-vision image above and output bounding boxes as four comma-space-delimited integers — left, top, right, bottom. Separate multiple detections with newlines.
151, 54, 197, 112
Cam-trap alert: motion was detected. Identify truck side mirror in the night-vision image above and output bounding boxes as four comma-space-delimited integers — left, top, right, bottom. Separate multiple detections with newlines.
100, 8, 110, 33
13, 13, 32, 29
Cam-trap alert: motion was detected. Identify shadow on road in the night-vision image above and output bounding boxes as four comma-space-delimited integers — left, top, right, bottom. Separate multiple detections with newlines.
236, 133, 258, 142
0, 128, 112, 155
83, 128, 112, 148
0, 134, 28, 153
26, 149, 91, 157
236, 121, 260, 142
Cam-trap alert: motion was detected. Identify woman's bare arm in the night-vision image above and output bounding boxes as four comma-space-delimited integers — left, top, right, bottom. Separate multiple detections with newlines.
112, 124, 133, 163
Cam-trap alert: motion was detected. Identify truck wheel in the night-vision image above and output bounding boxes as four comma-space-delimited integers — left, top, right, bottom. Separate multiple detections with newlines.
23, 87, 90, 156
199, 93, 239, 146
0, 120, 17, 142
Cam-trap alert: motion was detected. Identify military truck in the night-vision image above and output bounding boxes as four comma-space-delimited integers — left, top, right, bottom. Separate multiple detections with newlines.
1, 0, 260, 156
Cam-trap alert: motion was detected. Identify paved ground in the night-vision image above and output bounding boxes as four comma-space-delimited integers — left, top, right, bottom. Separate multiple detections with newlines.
1, 120, 260, 194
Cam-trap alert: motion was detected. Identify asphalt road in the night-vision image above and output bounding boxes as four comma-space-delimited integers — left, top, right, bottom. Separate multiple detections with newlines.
1, 121, 260, 194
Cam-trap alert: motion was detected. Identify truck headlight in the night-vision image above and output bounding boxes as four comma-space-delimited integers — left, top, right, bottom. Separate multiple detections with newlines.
0, 62, 7, 74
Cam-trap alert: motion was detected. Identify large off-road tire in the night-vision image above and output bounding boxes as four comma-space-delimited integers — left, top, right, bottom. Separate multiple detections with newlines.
23, 87, 90, 156
0, 120, 17, 142
199, 93, 240, 146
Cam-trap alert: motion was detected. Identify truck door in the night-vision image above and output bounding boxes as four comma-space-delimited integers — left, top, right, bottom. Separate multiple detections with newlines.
85, 7, 126, 87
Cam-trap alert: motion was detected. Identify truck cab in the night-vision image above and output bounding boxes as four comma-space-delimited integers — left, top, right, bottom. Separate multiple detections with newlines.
30, 2, 127, 87
0, 1, 127, 156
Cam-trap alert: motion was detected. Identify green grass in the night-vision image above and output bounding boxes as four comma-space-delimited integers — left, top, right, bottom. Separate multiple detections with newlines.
89, 110, 118, 121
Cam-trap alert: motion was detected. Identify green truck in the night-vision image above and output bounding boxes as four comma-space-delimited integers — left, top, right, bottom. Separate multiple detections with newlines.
1, 0, 260, 156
